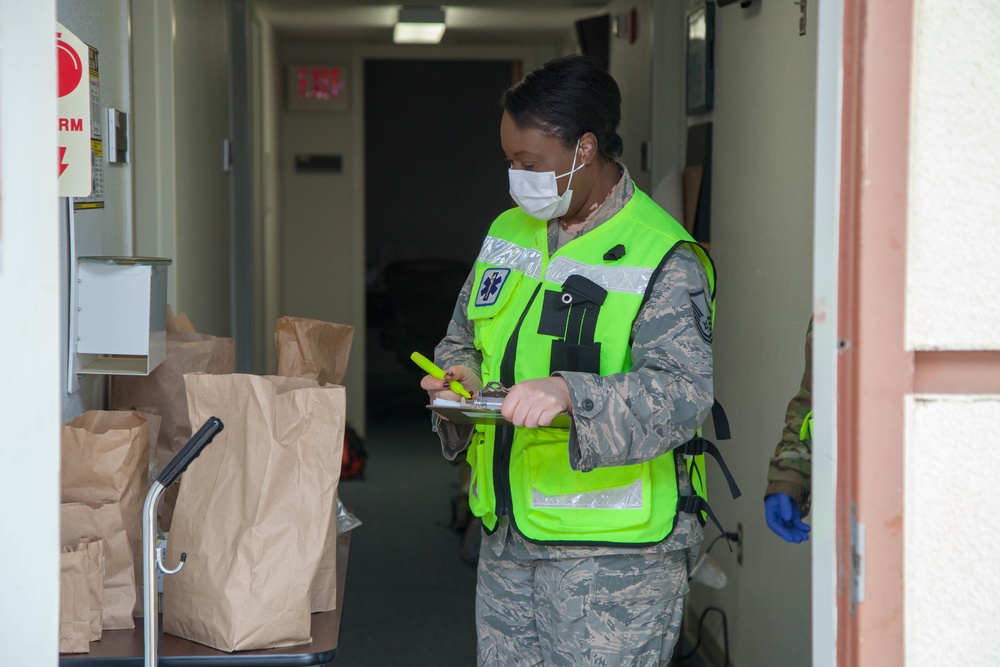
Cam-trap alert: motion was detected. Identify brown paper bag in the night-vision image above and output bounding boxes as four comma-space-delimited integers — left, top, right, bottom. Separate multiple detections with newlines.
60, 549, 90, 654
166, 304, 196, 334
61, 502, 134, 630
162, 374, 345, 652
77, 538, 106, 641
274, 317, 352, 612
308, 495, 342, 613
108, 312, 234, 531
61, 410, 149, 619
132, 409, 168, 551
275, 316, 355, 386
135, 409, 163, 481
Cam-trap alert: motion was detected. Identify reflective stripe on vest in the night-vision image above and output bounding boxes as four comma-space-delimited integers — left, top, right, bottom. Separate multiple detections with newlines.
466, 186, 717, 545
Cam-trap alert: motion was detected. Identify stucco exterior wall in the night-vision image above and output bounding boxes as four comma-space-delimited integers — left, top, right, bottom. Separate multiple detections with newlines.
907, 1, 1000, 350
905, 396, 1000, 665
906, 2, 1000, 664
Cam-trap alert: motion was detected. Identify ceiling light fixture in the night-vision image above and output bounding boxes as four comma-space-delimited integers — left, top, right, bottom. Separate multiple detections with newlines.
393, 6, 446, 44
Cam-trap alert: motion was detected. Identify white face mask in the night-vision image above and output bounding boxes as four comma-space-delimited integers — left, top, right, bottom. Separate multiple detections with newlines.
508, 139, 584, 220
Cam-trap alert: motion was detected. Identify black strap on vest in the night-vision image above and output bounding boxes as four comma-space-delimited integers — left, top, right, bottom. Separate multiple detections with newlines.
677, 495, 727, 543
677, 398, 740, 549
680, 437, 741, 500
711, 398, 731, 440
680, 398, 740, 498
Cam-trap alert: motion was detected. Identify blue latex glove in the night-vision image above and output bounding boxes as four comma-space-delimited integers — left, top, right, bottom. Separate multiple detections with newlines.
764, 493, 811, 543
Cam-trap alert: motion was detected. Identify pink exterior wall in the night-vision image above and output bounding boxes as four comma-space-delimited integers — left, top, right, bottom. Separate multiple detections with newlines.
839, 2, 1000, 665
839, 0, 912, 663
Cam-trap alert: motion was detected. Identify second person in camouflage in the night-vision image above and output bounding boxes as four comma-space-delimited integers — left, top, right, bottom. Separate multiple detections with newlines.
764, 317, 813, 543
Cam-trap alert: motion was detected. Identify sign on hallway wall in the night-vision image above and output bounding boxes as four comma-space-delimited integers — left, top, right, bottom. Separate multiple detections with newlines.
287, 64, 348, 112
56, 23, 91, 198
74, 43, 104, 210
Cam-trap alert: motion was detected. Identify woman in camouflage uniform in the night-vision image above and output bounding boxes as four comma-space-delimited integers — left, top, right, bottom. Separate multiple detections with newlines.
420, 56, 717, 666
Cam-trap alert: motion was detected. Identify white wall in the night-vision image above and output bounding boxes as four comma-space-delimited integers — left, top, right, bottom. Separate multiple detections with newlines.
906, 2, 1000, 664
131, 0, 177, 304
608, 0, 655, 194
0, 1, 61, 663
172, 0, 232, 337
250, 9, 282, 375
58, 0, 133, 421
665, 1, 819, 665
277, 39, 355, 336
277, 40, 364, 428
652, 0, 687, 186
132, 0, 232, 339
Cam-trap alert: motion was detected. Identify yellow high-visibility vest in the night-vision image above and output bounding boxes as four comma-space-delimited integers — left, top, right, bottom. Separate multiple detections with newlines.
466, 186, 717, 545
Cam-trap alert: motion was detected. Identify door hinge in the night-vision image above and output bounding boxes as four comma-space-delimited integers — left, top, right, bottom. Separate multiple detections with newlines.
794, 0, 807, 36
851, 502, 865, 612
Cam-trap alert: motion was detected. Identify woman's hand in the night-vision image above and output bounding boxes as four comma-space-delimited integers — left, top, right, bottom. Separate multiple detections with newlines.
420, 365, 482, 402
501, 377, 572, 428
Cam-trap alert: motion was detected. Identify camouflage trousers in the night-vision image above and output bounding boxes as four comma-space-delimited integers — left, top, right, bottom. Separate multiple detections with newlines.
476, 541, 690, 666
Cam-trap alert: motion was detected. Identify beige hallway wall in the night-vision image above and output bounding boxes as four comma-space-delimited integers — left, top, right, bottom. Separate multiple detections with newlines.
674, 1, 819, 664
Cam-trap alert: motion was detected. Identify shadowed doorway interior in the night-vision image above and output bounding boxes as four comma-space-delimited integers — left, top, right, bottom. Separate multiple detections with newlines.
364, 58, 518, 425
338, 57, 520, 666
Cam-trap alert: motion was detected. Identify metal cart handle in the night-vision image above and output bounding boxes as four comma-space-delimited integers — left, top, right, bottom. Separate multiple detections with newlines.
155, 416, 224, 487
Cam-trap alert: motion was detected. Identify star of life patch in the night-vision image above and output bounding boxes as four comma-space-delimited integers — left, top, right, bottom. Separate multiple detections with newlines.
689, 289, 713, 344
475, 268, 510, 307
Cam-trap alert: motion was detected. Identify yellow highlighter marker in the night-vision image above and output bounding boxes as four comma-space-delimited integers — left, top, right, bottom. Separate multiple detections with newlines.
411, 351, 472, 399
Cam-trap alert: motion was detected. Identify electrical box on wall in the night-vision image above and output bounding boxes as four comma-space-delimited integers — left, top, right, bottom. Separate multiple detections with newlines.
74, 257, 171, 376
106, 108, 128, 163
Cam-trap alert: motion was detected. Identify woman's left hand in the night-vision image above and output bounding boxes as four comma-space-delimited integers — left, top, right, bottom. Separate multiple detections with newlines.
501, 377, 572, 428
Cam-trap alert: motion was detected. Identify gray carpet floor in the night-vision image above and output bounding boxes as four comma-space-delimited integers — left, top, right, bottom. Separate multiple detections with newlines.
334, 412, 479, 666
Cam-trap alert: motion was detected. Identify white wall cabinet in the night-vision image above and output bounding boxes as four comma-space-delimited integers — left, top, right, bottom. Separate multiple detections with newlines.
76, 257, 171, 375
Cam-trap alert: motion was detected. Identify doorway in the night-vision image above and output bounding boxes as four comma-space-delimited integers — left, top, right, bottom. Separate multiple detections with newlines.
363, 58, 517, 424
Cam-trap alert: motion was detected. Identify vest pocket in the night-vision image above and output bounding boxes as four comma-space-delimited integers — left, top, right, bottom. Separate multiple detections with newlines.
466, 432, 494, 525
537, 275, 608, 375
520, 441, 652, 533
550, 339, 602, 375
470, 269, 523, 354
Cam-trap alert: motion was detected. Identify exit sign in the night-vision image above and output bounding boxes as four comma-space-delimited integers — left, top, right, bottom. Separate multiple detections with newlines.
287, 64, 348, 112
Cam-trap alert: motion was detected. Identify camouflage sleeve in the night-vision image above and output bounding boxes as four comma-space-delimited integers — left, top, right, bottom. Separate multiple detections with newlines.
432, 269, 481, 461
556, 245, 714, 470
765, 317, 813, 516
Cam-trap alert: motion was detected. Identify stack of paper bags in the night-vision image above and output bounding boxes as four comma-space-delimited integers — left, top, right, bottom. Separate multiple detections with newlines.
108, 306, 234, 531
61, 410, 150, 629
58, 539, 105, 653
275, 316, 355, 612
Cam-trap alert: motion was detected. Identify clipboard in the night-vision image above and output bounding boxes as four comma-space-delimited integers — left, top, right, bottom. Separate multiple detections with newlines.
428, 382, 571, 429
428, 401, 571, 429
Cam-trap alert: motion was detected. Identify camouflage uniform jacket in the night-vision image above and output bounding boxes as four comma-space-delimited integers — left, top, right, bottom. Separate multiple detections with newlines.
433, 164, 714, 558
765, 317, 813, 516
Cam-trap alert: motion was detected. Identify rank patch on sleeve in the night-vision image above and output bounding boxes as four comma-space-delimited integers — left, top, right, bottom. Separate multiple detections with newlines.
689, 289, 713, 344
475, 268, 510, 307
